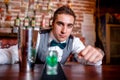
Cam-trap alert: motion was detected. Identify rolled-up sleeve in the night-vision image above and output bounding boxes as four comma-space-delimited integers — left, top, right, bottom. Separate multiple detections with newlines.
0, 49, 12, 64
0, 45, 19, 64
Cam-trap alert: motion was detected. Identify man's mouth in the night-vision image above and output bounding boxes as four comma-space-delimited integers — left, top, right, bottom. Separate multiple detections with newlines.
59, 35, 66, 38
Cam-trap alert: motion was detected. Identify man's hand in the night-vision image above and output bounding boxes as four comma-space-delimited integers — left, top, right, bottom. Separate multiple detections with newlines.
78, 45, 104, 63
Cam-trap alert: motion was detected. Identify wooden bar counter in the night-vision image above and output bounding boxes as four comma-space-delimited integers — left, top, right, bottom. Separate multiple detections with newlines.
0, 62, 120, 80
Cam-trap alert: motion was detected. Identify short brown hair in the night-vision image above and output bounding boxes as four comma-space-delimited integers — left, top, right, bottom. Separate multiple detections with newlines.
52, 6, 76, 23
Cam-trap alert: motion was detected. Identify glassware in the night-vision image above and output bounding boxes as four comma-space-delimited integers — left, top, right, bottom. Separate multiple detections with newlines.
46, 50, 58, 75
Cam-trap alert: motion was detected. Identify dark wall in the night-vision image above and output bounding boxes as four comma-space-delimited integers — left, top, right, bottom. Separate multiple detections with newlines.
99, 0, 120, 8
96, 0, 120, 13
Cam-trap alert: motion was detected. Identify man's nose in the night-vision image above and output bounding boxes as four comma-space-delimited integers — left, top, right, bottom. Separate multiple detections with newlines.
61, 26, 67, 34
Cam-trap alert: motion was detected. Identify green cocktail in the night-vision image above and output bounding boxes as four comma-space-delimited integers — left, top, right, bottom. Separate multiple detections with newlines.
46, 50, 58, 75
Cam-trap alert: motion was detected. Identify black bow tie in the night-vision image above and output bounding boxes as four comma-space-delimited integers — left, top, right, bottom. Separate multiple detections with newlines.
50, 40, 66, 49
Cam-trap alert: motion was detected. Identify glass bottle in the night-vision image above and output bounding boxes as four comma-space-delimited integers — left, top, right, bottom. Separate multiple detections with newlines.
13, 14, 21, 33
23, 15, 30, 28
14, 14, 21, 27
30, 16, 36, 28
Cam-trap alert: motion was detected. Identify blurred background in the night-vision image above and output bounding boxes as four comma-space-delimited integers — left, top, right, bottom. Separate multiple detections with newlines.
0, 0, 120, 65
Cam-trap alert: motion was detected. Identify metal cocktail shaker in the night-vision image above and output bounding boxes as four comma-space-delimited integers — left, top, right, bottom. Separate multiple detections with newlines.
18, 27, 36, 72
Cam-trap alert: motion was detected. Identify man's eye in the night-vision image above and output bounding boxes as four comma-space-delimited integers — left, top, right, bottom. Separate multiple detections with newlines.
57, 22, 63, 26
68, 25, 73, 28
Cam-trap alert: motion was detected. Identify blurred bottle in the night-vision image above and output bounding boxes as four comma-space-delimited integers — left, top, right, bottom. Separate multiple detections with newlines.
13, 14, 21, 33
23, 15, 30, 28
14, 14, 21, 27
46, 50, 58, 75
30, 16, 36, 28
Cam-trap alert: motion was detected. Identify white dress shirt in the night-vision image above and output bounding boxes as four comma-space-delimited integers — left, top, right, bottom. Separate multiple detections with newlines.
0, 31, 102, 65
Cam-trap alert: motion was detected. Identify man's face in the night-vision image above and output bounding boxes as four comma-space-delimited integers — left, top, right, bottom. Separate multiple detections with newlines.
52, 14, 75, 42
